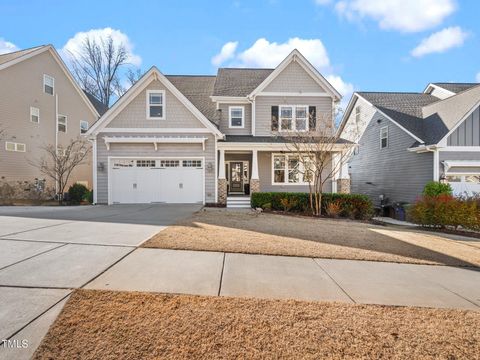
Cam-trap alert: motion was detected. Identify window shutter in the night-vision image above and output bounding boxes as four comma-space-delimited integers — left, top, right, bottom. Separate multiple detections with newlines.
271, 106, 279, 131
309, 106, 316, 130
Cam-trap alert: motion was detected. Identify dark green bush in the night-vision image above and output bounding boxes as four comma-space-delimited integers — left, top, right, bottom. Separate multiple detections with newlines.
85, 190, 94, 204
68, 183, 89, 204
422, 181, 452, 197
251, 192, 373, 220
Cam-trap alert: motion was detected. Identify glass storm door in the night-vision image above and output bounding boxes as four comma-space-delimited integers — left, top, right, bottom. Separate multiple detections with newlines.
229, 162, 243, 193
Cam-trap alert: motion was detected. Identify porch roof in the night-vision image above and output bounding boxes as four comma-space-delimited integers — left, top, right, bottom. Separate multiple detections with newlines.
221, 135, 354, 144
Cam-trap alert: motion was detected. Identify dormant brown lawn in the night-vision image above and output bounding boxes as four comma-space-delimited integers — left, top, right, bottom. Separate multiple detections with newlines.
142, 209, 480, 267
33, 290, 480, 360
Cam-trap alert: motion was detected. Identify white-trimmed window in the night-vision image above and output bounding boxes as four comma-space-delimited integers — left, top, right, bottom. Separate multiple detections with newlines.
5, 142, 26, 152
80, 120, 89, 134
146, 90, 165, 119
272, 154, 312, 185
30, 107, 40, 123
279, 105, 308, 132
380, 126, 388, 149
229, 106, 244, 128
43, 74, 54, 95
58, 115, 67, 133
136, 160, 156, 167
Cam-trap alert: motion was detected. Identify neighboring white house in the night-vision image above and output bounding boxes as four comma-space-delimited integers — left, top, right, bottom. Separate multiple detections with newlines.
87, 50, 353, 206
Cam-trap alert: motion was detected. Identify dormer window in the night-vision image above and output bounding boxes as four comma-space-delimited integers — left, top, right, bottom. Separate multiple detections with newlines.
146, 90, 165, 119
229, 106, 244, 128
44, 75, 54, 95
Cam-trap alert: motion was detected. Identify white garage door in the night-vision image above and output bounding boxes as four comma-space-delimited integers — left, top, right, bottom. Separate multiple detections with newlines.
110, 159, 203, 204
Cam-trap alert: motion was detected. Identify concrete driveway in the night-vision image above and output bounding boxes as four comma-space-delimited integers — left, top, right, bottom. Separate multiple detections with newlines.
0, 204, 201, 359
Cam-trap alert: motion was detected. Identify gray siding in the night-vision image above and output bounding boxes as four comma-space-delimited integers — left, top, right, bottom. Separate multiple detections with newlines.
447, 106, 480, 146
263, 61, 326, 93
107, 80, 205, 129
255, 96, 333, 136
258, 151, 332, 193
349, 113, 433, 206
218, 103, 252, 135
95, 132, 216, 204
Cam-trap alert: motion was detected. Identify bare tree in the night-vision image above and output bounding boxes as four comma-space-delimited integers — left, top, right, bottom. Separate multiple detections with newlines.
30, 138, 91, 203
125, 68, 143, 87
68, 36, 128, 107
282, 108, 356, 216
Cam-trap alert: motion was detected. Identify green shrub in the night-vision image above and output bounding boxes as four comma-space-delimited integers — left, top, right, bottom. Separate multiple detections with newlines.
409, 194, 479, 230
422, 181, 452, 197
68, 183, 89, 205
84, 190, 94, 204
251, 192, 373, 219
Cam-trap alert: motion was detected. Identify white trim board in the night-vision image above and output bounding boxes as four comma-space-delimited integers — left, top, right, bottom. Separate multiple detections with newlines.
102, 136, 208, 151
98, 128, 213, 134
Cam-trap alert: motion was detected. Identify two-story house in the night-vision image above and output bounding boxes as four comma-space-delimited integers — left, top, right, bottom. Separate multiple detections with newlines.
87, 50, 351, 206
0, 45, 104, 191
338, 82, 480, 208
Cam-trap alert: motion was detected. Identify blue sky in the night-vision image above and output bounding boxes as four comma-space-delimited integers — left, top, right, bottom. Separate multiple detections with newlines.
1, 0, 479, 103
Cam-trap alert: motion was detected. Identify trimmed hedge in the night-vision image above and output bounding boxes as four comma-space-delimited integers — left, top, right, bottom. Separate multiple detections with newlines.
251, 192, 373, 220
408, 195, 479, 231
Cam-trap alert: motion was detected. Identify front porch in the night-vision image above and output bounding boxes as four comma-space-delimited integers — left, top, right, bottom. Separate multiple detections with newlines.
217, 139, 352, 207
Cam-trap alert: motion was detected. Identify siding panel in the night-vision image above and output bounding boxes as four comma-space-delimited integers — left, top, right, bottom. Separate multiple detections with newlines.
107, 80, 206, 129
447, 106, 480, 146
263, 62, 326, 93
349, 112, 433, 206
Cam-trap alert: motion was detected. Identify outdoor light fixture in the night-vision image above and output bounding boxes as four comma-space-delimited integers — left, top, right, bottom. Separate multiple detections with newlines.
97, 162, 105, 171
439, 174, 447, 184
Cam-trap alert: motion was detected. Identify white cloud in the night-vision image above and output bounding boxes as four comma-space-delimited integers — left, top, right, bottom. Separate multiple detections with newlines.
332, 0, 456, 33
228, 37, 331, 71
475, 72, 480, 83
211, 41, 238, 66
212, 37, 354, 110
0, 38, 18, 54
411, 26, 468, 57
62, 28, 141, 66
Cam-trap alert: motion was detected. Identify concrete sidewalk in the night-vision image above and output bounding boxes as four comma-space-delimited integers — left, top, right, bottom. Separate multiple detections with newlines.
86, 248, 480, 310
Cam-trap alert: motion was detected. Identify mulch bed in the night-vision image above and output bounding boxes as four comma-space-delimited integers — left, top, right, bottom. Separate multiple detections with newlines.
34, 290, 479, 359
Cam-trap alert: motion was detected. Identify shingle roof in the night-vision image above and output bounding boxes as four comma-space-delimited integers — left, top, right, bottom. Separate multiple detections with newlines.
212, 68, 274, 97
433, 83, 478, 94
357, 92, 439, 141
166, 75, 219, 125
356, 85, 480, 145
0, 45, 45, 66
83, 91, 108, 116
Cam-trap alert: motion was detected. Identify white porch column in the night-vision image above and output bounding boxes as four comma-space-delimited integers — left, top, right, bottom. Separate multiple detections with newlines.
218, 149, 226, 179
251, 149, 259, 180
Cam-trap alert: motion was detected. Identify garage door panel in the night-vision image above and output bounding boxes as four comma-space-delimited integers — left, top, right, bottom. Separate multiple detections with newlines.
110, 159, 203, 204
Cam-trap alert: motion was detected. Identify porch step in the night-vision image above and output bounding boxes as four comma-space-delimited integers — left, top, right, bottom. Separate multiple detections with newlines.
227, 196, 251, 208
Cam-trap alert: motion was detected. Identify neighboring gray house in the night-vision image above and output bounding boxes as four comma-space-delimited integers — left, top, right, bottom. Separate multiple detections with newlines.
87, 50, 353, 206
338, 82, 480, 207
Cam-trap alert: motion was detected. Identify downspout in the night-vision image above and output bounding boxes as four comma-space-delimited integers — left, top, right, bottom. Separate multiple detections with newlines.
55, 94, 59, 195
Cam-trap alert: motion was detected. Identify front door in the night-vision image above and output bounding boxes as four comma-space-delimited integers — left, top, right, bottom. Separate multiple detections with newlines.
229, 162, 243, 193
